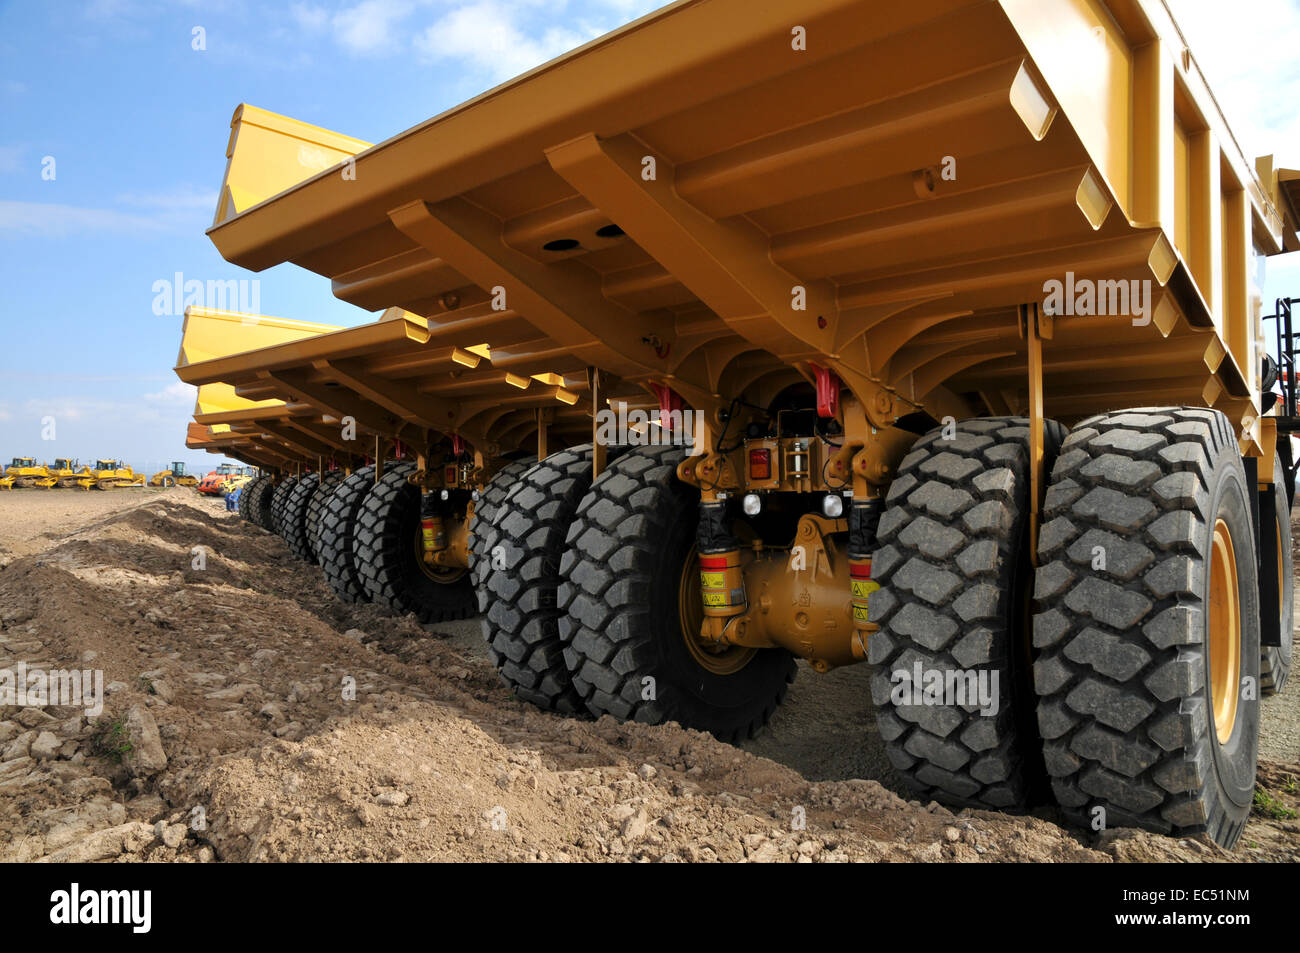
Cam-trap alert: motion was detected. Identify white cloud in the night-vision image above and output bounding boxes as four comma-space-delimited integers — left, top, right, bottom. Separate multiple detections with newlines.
0, 200, 186, 237
143, 382, 198, 404
115, 185, 218, 211
0, 186, 216, 237
290, 1, 330, 31
331, 0, 415, 55
304, 0, 666, 73
416, 1, 600, 80
83, 0, 144, 20
0, 200, 176, 236
1168, 0, 1300, 167
15, 398, 107, 421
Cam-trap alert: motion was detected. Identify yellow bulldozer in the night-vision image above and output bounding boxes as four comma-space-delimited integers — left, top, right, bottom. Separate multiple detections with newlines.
49, 458, 83, 488
87, 459, 146, 490
180, 0, 1300, 850
149, 461, 198, 487
3, 457, 50, 488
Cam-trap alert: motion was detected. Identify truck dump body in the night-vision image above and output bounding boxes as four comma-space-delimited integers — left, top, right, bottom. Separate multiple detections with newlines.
180, 307, 345, 469
190, 0, 1300, 849
177, 306, 596, 467
206, 0, 1296, 450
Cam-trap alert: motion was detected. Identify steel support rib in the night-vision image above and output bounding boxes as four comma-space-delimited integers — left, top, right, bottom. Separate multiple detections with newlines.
387, 198, 721, 414
545, 133, 832, 364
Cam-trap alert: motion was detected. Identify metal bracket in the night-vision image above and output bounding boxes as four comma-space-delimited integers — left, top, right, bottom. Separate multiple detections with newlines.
1019, 302, 1048, 565
589, 367, 606, 480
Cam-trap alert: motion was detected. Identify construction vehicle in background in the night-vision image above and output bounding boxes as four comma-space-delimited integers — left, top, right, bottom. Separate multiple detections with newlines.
197, 462, 252, 495
149, 462, 198, 487
49, 459, 84, 488
184, 0, 1300, 849
226, 469, 256, 496
4, 457, 49, 488
88, 460, 146, 490
196, 463, 239, 494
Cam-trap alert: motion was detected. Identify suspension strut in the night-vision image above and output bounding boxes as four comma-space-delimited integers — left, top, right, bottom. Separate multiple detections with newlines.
697, 498, 746, 630
848, 499, 881, 656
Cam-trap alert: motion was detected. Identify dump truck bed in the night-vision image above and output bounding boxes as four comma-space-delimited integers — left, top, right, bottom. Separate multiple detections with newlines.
180, 307, 346, 468
177, 306, 595, 460
206, 0, 1298, 456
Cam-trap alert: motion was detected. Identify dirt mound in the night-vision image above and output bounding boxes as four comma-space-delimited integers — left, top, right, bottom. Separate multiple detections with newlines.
0, 493, 1296, 862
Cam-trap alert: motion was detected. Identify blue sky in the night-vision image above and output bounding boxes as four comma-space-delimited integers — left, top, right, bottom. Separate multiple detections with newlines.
0, 0, 1298, 474
0, 0, 665, 474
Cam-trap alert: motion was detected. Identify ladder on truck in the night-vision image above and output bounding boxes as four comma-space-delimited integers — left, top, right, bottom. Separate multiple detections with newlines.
1266, 295, 1300, 503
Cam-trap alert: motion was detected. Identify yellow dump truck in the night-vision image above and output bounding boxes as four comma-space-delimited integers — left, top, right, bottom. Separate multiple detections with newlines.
185, 0, 1300, 848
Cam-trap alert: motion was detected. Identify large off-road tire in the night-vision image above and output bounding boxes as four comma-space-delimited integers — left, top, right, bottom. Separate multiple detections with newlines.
1263, 454, 1293, 695
468, 459, 531, 584
305, 470, 343, 564
282, 473, 321, 559
319, 466, 376, 602
870, 416, 1064, 810
475, 447, 597, 714
238, 475, 266, 521
248, 477, 277, 530
269, 476, 300, 537
558, 445, 796, 743
355, 465, 475, 622
1033, 408, 1260, 848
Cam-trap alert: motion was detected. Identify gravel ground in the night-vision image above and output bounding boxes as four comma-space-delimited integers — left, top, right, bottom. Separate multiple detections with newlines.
0, 487, 1295, 862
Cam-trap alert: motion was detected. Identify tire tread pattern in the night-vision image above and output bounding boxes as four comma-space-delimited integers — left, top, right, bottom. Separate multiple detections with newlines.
318, 466, 376, 602
1033, 407, 1254, 846
870, 416, 1049, 810
558, 445, 795, 743
476, 448, 594, 713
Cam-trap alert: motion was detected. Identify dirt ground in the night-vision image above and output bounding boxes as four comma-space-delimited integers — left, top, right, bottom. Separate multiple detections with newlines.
0, 488, 1296, 862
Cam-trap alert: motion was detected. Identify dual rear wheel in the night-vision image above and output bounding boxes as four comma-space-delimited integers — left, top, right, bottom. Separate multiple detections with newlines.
873, 408, 1273, 847
476, 444, 794, 741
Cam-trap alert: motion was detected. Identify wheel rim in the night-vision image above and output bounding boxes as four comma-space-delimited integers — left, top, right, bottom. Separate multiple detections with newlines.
413, 525, 467, 585
676, 546, 755, 676
1208, 517, 1242, 744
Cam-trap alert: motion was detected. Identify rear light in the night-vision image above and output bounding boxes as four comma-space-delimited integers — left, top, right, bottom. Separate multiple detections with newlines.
748, 448, 771, 481
444, 465, 458, 485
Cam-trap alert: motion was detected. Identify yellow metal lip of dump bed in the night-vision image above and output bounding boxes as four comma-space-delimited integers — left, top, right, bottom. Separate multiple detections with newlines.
179, 305, 349, 468
179, 308, 593, 457
187, 420, 284, 470
206, 0, 1288, 430
188, 401, 340, 468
